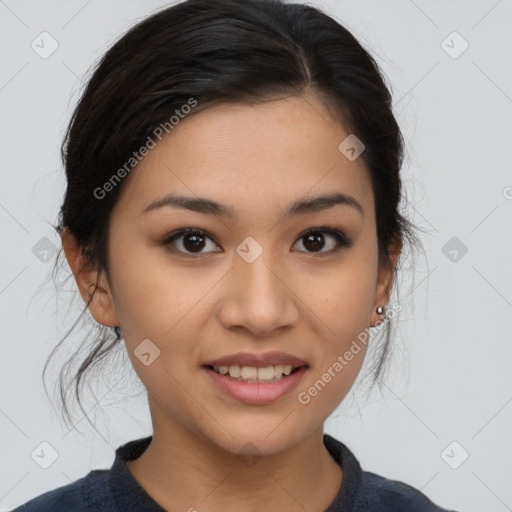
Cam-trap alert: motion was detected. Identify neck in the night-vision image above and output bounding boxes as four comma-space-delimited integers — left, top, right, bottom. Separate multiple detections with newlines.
127, 406, 343, 511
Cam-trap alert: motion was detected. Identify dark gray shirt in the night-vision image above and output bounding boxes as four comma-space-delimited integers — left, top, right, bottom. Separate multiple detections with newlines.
12, 434, 459, 511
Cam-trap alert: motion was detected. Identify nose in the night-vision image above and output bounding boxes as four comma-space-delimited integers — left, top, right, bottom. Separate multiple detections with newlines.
216, 248, 300, 337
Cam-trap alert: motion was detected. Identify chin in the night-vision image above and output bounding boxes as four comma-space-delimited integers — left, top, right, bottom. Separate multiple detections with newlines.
199, 418, 317, 459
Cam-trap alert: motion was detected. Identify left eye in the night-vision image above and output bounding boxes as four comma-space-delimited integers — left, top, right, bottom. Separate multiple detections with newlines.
293, 227, 353, 255
162, 227, 353, 256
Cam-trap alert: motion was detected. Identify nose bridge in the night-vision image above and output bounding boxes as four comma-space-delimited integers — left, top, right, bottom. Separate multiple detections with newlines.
234, 239, 283, 305
218, 237, 299, 334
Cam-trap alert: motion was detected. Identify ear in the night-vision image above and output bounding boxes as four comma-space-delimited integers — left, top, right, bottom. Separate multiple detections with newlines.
61, 228, 119, 328
371, 237, 402, 326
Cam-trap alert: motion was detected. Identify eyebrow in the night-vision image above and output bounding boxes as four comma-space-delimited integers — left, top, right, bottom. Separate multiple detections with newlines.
141, 192, 364, 219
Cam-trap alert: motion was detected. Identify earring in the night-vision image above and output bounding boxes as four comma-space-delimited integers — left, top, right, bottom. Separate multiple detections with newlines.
376, 305, 385, 315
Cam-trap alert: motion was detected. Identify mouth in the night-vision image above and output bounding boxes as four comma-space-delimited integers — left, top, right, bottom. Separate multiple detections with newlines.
202, 351, 310, 404
202, 355, 309, 405
204, 364, 306, 384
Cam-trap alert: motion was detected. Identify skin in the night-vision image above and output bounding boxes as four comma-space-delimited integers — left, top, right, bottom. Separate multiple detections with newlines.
62, 89, 401, 511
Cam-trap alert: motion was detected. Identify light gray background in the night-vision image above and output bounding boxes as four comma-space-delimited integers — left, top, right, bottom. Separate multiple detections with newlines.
1, 1, 511, 510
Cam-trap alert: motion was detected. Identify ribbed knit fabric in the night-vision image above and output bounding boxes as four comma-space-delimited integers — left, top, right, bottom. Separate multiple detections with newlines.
12, 434, 459, 511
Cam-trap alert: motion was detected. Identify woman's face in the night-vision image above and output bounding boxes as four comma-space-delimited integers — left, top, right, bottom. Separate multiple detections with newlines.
77, 91, 396, 455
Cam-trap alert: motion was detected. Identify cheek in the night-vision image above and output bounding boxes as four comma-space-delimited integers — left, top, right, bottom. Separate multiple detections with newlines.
108, 240, 222, 361
294, 260, 375, 395
300, 258, 377, 332
106, 238, 177, 342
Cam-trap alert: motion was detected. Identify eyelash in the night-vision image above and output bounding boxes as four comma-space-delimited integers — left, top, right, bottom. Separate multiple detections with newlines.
161, 225, 354, 257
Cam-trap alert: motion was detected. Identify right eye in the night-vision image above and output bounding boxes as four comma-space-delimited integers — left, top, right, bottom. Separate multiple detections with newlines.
161, 228, 222, 256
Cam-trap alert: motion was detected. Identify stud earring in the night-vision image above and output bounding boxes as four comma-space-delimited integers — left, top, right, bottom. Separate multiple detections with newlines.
376, 305, 385, 315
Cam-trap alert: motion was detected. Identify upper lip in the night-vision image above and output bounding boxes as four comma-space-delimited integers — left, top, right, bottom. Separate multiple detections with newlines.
203, 351, 308, 368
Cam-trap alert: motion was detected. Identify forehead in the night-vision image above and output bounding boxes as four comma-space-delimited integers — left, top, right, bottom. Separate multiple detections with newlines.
112, 92, 373, 222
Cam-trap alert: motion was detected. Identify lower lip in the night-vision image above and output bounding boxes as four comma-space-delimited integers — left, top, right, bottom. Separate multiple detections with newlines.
203, 366, 308, 405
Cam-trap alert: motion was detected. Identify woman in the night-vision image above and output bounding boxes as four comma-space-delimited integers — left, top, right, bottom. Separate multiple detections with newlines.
13, 0, 459, 510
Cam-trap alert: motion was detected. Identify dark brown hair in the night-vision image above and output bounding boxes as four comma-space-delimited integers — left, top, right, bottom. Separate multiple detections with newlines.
44, 0, 424, 430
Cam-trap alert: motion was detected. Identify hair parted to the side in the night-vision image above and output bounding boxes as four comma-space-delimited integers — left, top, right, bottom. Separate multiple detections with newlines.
43, 0, 426, 431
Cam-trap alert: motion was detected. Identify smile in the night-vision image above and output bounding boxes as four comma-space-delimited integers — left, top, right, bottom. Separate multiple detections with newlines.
203, 365, 309, 404
210, 364, 300, 383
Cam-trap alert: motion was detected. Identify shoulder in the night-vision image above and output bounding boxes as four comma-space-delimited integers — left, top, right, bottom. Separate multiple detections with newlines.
10, 470, 112, 512
322, 434, 459, 512
355, 470, 459, 512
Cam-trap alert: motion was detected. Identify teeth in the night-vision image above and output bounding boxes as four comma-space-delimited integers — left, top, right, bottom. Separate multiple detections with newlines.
241, 366, 257, 379
212, 364, 297, 382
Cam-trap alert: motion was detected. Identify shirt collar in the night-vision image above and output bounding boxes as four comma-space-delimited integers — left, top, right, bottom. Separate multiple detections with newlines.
110, 436, 164, 511
109, 433, 361, 511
